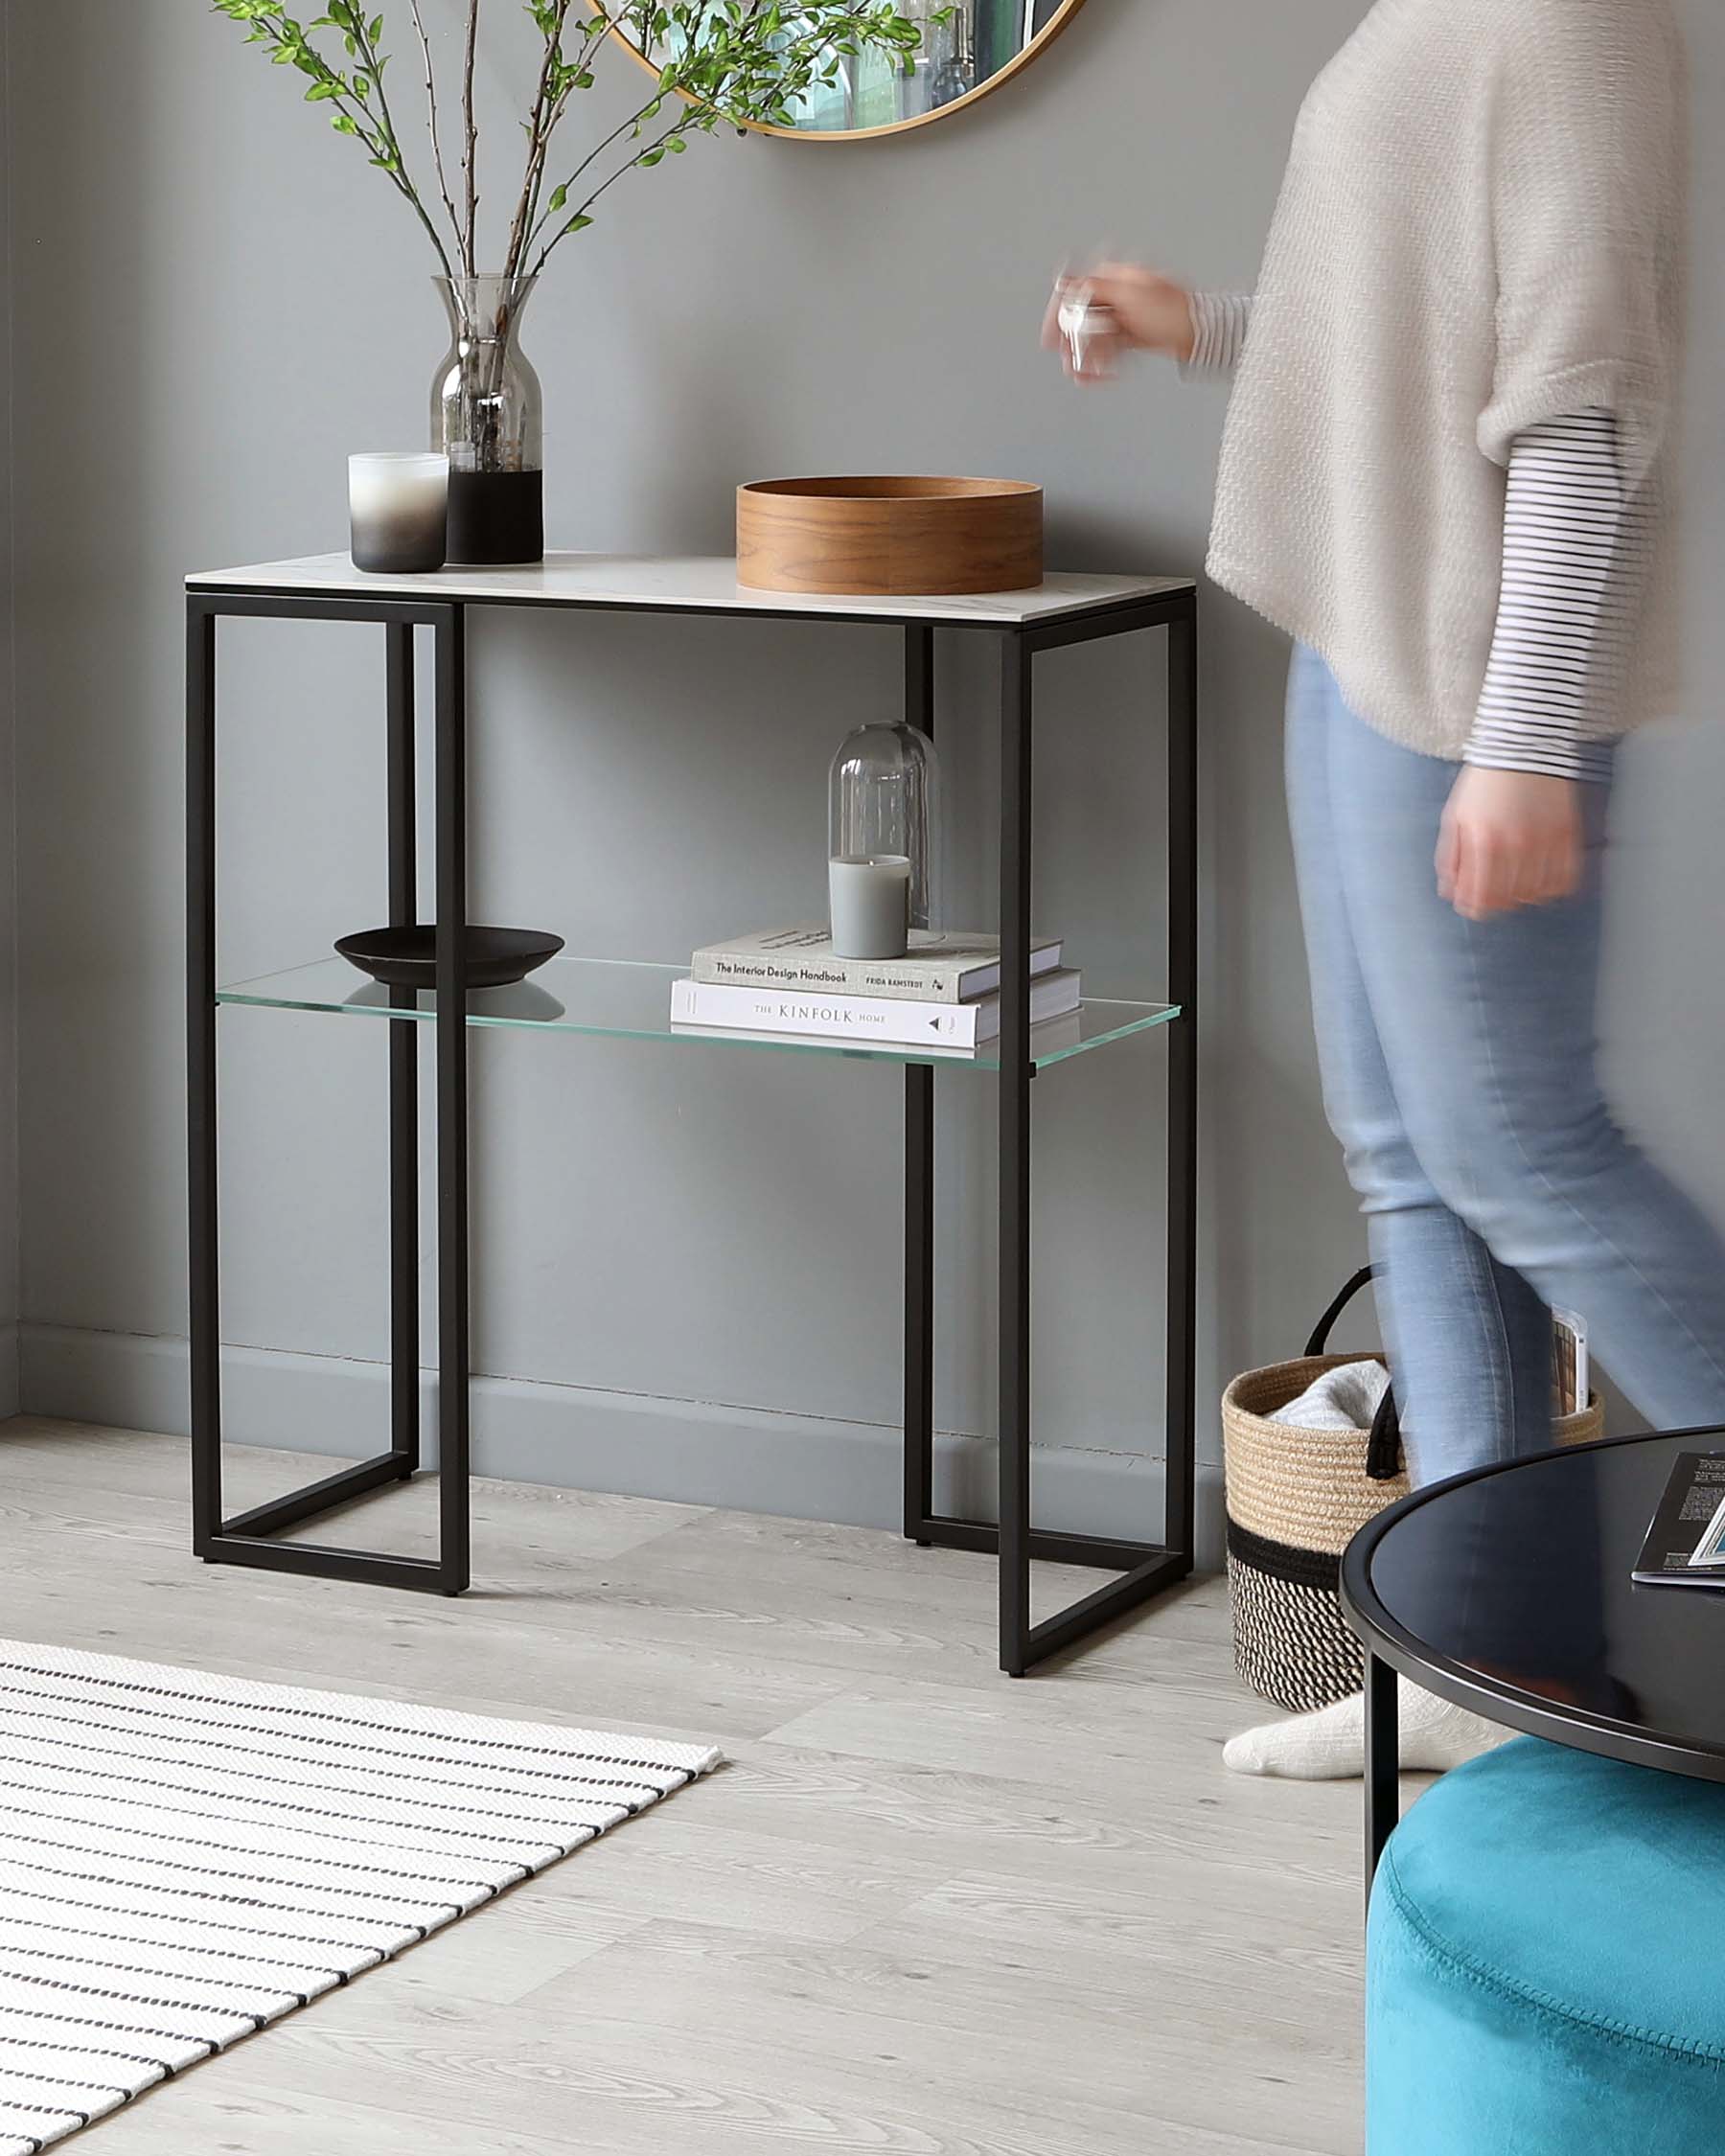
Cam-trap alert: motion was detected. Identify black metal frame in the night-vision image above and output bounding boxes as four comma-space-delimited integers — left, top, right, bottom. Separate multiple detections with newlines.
899, 594, 1200, 1672
188, 589, 470, 1594
1342, 1427, 1725, 1902
187, 578, 1199, 1669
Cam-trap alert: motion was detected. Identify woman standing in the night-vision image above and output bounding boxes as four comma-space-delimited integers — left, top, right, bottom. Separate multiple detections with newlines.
1052, 0, 1725, 1777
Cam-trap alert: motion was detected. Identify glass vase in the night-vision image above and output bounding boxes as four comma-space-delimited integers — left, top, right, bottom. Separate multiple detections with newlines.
827, 722, 942, 959
431, 273, 543, 566
927, 1, 976, 108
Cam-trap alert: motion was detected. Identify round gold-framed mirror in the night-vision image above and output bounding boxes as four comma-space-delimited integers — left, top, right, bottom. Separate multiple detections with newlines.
615, 1, 1088, 144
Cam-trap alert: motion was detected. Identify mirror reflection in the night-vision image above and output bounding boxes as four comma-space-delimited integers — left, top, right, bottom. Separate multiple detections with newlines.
628, 1, 1079, 137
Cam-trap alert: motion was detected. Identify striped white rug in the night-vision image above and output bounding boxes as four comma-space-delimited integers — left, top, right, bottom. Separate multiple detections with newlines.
0, 1638, 721, 2155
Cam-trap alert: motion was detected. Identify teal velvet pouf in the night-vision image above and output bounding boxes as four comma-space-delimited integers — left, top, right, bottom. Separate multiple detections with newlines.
1368, 1737, 1725, 2153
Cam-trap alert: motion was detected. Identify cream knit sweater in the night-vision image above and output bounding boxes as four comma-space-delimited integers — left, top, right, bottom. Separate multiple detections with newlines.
1207, 0, 1688, 758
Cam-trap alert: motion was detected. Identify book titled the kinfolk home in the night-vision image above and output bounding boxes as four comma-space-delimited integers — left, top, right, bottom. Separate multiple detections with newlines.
691, 926, 1065, 1004
670, 969, 1083, 1049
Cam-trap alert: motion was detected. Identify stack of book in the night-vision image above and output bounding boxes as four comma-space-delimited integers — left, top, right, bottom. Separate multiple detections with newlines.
669, 926, 1083, 1055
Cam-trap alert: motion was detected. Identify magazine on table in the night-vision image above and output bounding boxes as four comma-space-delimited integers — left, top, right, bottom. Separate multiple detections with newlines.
1552, 1307, 1590, 1417
1632, 1452, 1725, 1588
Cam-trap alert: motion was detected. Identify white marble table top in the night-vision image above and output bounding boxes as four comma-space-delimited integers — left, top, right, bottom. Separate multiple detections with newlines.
186, 551, 1195, 627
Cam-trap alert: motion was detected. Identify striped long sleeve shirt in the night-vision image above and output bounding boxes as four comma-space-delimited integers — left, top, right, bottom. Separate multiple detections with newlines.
1188, 294, 1631, 783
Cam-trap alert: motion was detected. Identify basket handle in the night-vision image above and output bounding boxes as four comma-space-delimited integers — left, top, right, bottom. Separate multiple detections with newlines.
1366, 1386, 1405, 1482
1302, 1267, 1407, 1481
1303, 1266, 1376, 1356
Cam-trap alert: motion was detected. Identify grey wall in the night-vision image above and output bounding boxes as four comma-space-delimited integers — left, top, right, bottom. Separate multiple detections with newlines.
0, 1, 16, 1416
4, 0, 1721, 1552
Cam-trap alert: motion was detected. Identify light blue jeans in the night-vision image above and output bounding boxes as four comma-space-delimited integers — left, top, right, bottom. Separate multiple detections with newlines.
1285, 646, 1725, 1485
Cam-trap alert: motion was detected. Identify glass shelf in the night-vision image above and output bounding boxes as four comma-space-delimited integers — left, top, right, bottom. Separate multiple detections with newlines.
217, 955, 1180, 1073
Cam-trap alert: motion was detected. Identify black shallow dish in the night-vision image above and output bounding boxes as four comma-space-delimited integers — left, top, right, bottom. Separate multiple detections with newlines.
334, 925, 564, 991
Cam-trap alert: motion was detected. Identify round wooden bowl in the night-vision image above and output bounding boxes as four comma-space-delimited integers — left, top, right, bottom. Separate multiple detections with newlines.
737, 476, 1045, 598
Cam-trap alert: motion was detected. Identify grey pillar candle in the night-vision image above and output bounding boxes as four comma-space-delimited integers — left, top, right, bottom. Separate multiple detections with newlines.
829, 855, 911, 960
350, 452, 449, 574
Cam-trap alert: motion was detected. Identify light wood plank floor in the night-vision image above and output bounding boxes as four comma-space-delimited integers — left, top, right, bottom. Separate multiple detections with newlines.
0, 1417, 1376, 2156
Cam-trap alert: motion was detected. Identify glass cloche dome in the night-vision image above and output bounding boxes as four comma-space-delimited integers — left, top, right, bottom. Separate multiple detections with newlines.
826, 722, 942, 959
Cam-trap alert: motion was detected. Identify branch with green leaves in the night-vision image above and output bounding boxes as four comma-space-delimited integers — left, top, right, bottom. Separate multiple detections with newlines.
214, 0, 460, 280
215, 0, 941, 305
518, 3, 940, 276
406, 0, 466, 261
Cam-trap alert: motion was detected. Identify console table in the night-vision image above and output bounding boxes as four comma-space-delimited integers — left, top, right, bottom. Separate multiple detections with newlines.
185, 553, 1199, 1675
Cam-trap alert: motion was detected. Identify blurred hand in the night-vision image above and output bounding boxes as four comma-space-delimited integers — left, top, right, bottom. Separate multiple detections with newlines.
1042, 263, 1197, 380
1438, 768, 1583, 920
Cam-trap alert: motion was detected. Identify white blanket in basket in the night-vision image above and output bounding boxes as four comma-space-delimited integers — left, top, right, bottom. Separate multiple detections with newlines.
1276, 1359, 1392, 1432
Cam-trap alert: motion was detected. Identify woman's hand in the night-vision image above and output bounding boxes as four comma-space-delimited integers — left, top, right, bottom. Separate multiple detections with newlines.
1042, 264, 1197, 378
1437, 768, 1583, 920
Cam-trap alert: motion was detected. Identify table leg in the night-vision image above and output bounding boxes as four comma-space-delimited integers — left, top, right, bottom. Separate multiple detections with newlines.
385, 623, 421, 1480
1164, 600, 1198, 1567
187, 597, 221, 1553
999, 630, 1033, 1676
1366, 1651, 1400, 1901
434, 603, 471, 1595
904, 625, 935, 1546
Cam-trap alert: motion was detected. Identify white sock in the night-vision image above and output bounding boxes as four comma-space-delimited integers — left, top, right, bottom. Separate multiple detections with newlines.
1222, 1679, 1511, 1780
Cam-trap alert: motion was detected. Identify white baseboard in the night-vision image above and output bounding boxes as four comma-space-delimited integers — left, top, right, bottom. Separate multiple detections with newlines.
17, 1323, 1227, 1567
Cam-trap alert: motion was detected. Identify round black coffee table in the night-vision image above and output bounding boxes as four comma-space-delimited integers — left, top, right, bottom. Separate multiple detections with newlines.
1341, 1430, 1725, 1894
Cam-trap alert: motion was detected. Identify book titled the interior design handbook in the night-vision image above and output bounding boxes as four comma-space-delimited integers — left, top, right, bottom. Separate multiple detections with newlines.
690, 926, 1065, 1004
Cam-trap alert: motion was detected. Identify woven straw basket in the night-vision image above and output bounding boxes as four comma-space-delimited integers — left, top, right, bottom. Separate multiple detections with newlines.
1223, 1270, 1604, 1713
